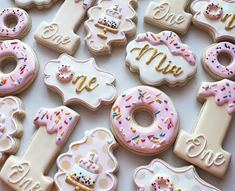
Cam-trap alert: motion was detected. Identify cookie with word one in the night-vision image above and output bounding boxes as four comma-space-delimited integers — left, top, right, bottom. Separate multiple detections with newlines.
55, 128, 118, 191
144, 0, 192, 35
134, 159, 220, 191
174, 79, 235, 178
126, 31, 196, 87
191, 0, 235, 42
84, 0, 137, 55
34, 0, 96, 55
0, 8, 31, 40
110, 86, 179, 156
44, 54, 117, 110
0, 106, 79, 191
0, 97, 24, 164
13, 0, 58, 9
202, 42, 235, 80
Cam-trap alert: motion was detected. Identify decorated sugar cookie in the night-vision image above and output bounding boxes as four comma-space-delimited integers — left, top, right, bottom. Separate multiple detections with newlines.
84, 0, 137, 55
0, 96, 24, 164
191, 0, 235, 42
13, 0, 58, 9
134, 159, 220, 191
110, 86, 179, 156
0, 106, 79, 191
44, 54, 117, 110
0, 40, 39, 96
144, 0, 192, 35
174, 79, 235, 177
0, 8, 31, 40
202, 42, 235, 80
55, 128, 118, 191
34, 0, 96, 55
126, 31, 196, 87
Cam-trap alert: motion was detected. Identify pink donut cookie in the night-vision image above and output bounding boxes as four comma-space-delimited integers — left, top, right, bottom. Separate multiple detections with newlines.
0, 8, 31, 40
202, 42, 235, 79
0, 40, 39, 95
110, 86, 179, 155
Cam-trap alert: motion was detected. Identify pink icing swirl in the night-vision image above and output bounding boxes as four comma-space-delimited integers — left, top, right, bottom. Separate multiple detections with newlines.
198, 79, 235, 115
135, 31, 196, 65
0, 40, 37, 95
0, 8, 30, 39
111, 86, 178, 155
204, 42, 235, 79
33, 106, 79, 145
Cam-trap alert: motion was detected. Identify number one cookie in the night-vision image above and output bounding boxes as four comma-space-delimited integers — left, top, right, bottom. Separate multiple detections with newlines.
174, 79, 235, 178
34, 0, 95, 55
144, 0, 192, 34
0, 106, 79, 191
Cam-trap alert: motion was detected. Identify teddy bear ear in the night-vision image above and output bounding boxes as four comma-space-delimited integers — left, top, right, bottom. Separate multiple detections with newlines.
134, 167, 153, 188
191, 0, 208, 13
0, 97, 21, 114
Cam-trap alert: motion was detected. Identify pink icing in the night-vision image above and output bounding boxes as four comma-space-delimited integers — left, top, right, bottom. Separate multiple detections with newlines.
198, 79, 235, 115
135, 31, 196, 65
204, 42, 235, 79
0, 8, 30, 39
0, 40, 37, 95
33, 106, 79, 145
111, 86, 178, 154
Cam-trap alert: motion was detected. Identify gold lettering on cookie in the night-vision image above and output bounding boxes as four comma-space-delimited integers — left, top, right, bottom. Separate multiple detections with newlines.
153, 3, 185, 26
131, 44, 183, 77
186, 135, 226, 167
41, 23, 71, 46
72, 75, 99, 93
221, 14, 235, 30
8, 162, 42, 191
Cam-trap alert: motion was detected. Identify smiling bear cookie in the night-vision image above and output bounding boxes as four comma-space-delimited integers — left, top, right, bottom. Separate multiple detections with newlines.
174, 79, 235, 178
191, 0, 235, 42
0, 96, 24, 164
126, 31, 196, 87
84, 0, 137, 55
44, 54, 117, 110
55, 128, 118, 191
134, 159, 220, 191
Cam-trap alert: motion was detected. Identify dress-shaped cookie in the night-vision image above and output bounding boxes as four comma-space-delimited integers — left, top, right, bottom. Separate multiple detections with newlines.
191, 0, 235, 42
174, 79, 235, 177
134, 159, 220, 191
44, 54, 117, 110
85, 0, 137, 55
55, 128, 118, 191
0, 106, 79, 191
0, 97, 24, 164
126, 31, 196, 87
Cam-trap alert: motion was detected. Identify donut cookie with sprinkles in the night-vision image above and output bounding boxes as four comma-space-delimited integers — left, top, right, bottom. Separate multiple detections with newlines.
110, 86, 179, 156
126, 31, 196, 87
202, 42, 235, 80
134, 159, 220, 191
0, 40, 39, 96
0, 8, 31, 40
174, 79, 235, 177
0, 106, 79, 191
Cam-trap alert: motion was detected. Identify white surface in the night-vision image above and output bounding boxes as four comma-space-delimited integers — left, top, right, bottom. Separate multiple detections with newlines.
0, 0, 234, 190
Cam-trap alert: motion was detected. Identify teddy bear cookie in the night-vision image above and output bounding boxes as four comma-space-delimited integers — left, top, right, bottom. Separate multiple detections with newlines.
144, 0, 192, 35
0, 8, 31, 40
0, 96, 24, 164
84, 0, 137, 55
202, 42, 235, 80
44, 54, 117, 110
174, 79, 235, 178
55, 128, 118, 191
191, 0, 235, 42
0, 40, 39, 96
34, 0, 96, 55
126, 31, 196, 87
0, 106, 79, 191
110, 86, 179, 156
134, 159, 220, 191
